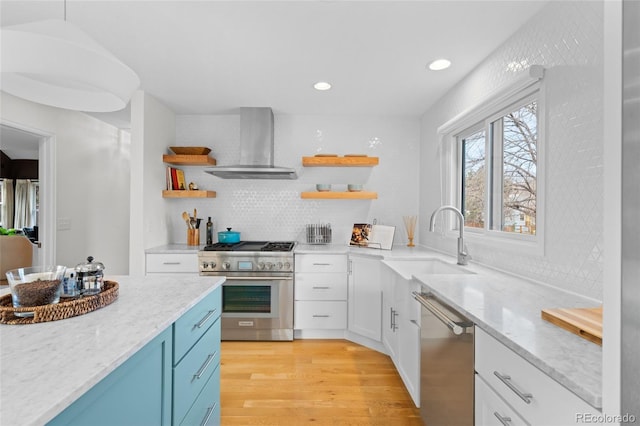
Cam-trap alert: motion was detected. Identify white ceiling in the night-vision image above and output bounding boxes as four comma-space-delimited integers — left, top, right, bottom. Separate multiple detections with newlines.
1, 0, 548, 122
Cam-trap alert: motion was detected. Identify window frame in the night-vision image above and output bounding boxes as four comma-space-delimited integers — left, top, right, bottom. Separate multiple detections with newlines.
444, 80, 545, 256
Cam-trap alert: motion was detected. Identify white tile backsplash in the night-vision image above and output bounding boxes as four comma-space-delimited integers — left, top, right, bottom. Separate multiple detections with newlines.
172, 114, 421, 246
420, 1, 604, 300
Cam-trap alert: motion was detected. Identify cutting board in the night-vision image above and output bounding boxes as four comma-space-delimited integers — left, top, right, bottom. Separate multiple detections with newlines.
541, 306, 602, 345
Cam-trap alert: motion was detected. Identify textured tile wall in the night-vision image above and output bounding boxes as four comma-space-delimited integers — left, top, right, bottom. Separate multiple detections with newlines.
172, 114, 421, 246
420, 1, 604, 300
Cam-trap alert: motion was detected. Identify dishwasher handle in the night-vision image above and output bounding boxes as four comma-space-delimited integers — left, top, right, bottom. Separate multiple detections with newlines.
412, 291, 471, 336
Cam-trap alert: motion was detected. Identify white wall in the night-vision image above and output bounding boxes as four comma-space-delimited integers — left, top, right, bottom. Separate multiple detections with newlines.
129, 91, 175, 276
0, 92, 131, 274
168, 113, 420, 246
419, 1, 605, 301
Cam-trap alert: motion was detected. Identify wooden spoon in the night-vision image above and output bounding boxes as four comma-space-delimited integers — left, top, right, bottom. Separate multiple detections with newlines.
182, 211, 192, 229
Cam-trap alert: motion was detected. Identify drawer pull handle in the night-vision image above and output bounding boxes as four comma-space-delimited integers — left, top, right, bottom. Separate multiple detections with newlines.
194, 352, 217, 380
162, 262, 180, 265
312, 314, 330, 318
312, 263, 331, 266
200, 402, 217, 426
195, 309, 217, 329
493, 412, 512, 425
312, 286, 330, 289
493, 371, 533, 404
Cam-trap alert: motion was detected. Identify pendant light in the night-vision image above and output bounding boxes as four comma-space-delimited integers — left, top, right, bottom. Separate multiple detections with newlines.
0, 1, 140, 112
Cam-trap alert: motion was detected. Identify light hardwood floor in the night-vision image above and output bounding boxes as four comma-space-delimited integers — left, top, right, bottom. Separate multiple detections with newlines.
220, 339, 422, 425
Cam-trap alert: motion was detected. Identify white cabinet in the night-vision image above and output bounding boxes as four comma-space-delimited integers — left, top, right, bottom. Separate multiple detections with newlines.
475, 376, 528, 426
381, 265, 421, 406
396, 278, 421, 406
475, 326, 602, 425
381, 266, 399, 359
146, 253, 199, 274
294, 254, 348, 331
347, 254, 382, 342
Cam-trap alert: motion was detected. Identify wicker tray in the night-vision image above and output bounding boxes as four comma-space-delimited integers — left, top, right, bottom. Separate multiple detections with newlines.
0, 281, 119, 325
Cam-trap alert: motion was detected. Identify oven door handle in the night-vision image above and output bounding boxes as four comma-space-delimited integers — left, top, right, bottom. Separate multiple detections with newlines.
224, 276, 293, 281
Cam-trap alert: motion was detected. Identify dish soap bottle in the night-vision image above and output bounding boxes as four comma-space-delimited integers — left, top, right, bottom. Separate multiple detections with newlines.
206, 217, 213, 245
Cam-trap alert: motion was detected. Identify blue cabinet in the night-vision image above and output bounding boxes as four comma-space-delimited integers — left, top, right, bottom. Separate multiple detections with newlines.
47, 327, 173, 426
47, 286, 222, 426
173, 288, 222, 425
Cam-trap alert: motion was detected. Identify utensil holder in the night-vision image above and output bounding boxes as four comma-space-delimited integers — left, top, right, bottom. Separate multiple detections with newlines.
187, 229, 200, 246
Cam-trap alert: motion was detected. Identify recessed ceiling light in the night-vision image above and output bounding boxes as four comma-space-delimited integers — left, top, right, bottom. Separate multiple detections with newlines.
428, 59, 451, 71
313, 81, 332, 91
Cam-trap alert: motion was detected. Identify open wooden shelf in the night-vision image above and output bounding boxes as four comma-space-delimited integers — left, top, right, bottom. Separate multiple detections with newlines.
301, 191, 378, 200
302, 156, 379, 167
163, 154, 217, 165
162, 190, 217, 199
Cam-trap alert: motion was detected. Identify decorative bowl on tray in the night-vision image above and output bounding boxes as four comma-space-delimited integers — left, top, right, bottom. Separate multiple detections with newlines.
316, 184, 332, 192
5, 265, 67, 317
347, 184, 363, 192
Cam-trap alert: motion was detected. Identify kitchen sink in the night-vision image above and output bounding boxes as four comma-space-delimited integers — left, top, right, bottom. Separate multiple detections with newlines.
383, 259, 475, 280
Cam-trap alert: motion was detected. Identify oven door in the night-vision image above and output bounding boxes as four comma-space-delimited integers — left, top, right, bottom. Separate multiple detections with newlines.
221, 276, 293, 341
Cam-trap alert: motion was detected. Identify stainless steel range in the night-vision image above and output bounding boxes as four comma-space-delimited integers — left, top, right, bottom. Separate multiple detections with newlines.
198, 241, 295, 341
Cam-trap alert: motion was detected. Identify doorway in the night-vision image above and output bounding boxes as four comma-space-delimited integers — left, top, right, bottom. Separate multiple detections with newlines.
0, 122, 55, 267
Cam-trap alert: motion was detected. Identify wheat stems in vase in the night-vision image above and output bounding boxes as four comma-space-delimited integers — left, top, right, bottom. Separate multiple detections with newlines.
403, 215, 417, 247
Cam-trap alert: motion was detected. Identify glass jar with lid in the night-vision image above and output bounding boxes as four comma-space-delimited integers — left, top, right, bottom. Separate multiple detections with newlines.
75, 256, 105, 295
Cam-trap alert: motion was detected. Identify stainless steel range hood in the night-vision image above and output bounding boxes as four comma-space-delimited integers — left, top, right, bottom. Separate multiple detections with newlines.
205, 107, 297, 179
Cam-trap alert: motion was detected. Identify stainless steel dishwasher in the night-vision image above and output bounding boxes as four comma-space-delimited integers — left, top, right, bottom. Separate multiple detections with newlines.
413, 291, 474, 426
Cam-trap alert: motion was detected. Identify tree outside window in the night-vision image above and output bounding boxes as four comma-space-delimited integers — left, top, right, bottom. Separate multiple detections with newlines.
460, 99, 537, 236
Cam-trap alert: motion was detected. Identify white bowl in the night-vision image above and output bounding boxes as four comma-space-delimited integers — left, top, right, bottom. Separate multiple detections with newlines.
316, 184, 332, 192
347, 184, 363, 192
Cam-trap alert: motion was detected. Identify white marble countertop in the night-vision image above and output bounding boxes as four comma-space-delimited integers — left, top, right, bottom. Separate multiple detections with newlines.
381, 253, 603, 409
145, 243, 205, 254
295, 243, 436, 258
146, 242, 437, 257
0, 274, 224, 426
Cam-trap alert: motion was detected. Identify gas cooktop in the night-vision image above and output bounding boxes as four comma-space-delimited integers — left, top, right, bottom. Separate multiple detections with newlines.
202, 241, 296, 252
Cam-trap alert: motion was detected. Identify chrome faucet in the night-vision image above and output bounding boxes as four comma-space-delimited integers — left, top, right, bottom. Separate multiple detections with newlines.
429, 205, 471, 266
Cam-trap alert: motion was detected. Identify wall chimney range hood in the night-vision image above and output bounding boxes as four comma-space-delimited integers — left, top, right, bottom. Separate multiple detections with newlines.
205, 107, 297, 179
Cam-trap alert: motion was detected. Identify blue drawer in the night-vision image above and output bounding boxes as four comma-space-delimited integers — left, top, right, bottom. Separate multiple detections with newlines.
174, 286, 221, 364
179, 365, 221, 426
173, 318, 221, 423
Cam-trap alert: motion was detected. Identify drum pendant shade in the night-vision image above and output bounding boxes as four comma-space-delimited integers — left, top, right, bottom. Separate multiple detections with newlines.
1, 19, 140, 112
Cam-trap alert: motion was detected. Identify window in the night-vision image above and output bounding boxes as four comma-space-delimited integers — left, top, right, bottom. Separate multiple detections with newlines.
461, 127, 486, 229
457, 91, 542, 242
436, 65, 544, 252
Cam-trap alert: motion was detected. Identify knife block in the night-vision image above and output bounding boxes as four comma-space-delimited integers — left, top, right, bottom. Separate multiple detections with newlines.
187, 229, 200, 246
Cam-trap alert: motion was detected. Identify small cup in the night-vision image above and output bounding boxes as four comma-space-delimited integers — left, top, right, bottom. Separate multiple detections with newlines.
347, 184, 363, 192
316, 184, 331, 192
61, 271, 79, 298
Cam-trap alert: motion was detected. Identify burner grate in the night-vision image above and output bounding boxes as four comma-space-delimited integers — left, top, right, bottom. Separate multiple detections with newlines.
261, 242, 295, 252
202, 241, 295, 252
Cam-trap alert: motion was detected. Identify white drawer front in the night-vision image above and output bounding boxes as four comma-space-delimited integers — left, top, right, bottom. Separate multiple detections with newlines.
295, 273, 347, 300
475, 326, 601, 425
294, 301, 347, 329
475, 375, 528, 426
295, 254, 348, 273
146, 253, 199, 273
